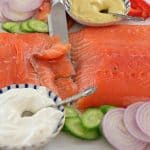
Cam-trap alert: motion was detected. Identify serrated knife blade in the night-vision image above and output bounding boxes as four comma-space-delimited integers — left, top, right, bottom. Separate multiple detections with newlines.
48, 0, 68, 43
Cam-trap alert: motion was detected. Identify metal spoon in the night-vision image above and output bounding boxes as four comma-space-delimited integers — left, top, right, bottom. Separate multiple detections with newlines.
22, 87, 96, 116
107, 12, 145, 21
50, 87, 96, 108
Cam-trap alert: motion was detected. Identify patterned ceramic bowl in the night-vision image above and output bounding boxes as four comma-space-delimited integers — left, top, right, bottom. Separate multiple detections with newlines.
64, 0, 131, 26
0, 84, 65, 150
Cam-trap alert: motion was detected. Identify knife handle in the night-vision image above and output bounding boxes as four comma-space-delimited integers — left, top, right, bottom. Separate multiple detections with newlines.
52, 0, 64, 6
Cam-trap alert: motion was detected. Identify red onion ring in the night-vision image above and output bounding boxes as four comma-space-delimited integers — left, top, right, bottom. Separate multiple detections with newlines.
145, 144, 150, 150
102, 108, 147, 150
136, 102, 150, 137
144, 0, 150, 5
0, 0, 8, 22
8, 0, 44, 12
2, 3, 35, 21
124, 102, 150, 142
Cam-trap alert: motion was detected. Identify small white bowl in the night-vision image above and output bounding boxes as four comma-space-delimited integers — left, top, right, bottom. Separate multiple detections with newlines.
64, 0, 131, 26
0, 84, 65, 150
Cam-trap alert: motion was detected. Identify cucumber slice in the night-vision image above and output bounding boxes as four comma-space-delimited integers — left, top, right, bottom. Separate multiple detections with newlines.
99, 105, 116, 114
10, 24, 22, 33
65, 106, 79, 118
2, 22, 18, 32
21, 21, 34, 32
28, 19, 48, 33
63, 107, 79, 132
65, 117, 100, 140
81, 108, 104, 130
62, 124, 68, 132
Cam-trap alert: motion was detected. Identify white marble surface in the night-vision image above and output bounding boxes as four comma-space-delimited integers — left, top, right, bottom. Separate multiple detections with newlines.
43, 133, 114, 150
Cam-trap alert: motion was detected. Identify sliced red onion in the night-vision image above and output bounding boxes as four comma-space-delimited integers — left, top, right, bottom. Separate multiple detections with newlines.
0, 10, 5, 22
102, 108, 147, 150
124, 102, 150, 142
145, 145, 150, 150
0, 1, 7, 22
2, 3, 35, 21
144, 0, 150, 5
136, 102, 150, 137
0, 13, 8, 23
8, 0, 44, 12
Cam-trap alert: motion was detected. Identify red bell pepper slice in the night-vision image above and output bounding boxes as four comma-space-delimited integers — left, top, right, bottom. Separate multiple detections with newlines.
129, 0, 150, 18
130, 0, 140, 9
128, 7, 143, 17
141, 10, 149, 18
138, 0, 150, 14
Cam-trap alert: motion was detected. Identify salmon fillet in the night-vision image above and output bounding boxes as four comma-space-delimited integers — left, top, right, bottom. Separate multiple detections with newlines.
70, 25, 150, 109
0, 33, 77, 99
0, 33, 17, 87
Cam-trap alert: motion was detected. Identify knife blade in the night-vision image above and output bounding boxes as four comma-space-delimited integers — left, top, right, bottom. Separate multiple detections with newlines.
48, 0, 68, 43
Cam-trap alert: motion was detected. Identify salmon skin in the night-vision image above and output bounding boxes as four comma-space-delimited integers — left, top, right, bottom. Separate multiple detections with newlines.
70, 25, 150, 109
0, 33, 77, 99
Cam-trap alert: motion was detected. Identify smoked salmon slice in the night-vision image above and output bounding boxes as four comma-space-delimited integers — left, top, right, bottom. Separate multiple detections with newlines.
0, 33, 77, 99
70, 25, 150, 109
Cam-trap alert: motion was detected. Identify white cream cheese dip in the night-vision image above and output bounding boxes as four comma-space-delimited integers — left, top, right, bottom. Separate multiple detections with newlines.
0, 86, 64, 148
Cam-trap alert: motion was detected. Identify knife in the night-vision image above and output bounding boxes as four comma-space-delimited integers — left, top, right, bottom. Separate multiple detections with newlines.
48, 0, 68, 43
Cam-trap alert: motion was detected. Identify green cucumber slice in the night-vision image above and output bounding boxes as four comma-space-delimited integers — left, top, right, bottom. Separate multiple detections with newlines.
2, 22, 18, 32
10, 24, 22, 33
81, 108, 104, 130
65, 117, 100, 140
63, 106, 79, 132
21, 21, 34, 32
28, 19, 48, 33
65, 106, 79, 118
99, 105, 116, 114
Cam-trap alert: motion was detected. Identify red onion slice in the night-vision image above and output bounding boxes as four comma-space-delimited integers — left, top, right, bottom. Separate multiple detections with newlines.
145, 145, 150, 150
0, 1, 7, 22
2, 4, 35, 21
0, 10, 5, 22
8, 0, 44, 12
136, 102, 150, 137
124, 102, 150, 142
102, 108, 147, 150
144, 0, 150, 5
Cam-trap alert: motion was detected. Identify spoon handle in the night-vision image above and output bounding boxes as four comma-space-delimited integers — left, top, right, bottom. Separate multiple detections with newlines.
109, 13, 145, 21
52, 87, 96, 107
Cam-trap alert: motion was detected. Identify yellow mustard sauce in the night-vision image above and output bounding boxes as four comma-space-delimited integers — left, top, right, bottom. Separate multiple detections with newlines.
69, 0, 126, 24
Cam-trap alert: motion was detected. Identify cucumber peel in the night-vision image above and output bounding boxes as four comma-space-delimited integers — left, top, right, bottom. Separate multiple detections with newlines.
65, 117, 100, 140
28, 19, 48, 33
21, 21, 34, 32
99, 105, 116, 114
2, 22, 18, 32
10, 24, 22, 33
2, 19, 48, 33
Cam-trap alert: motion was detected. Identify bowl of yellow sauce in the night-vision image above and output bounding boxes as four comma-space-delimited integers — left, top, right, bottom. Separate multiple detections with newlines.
64, 0, 130, 26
